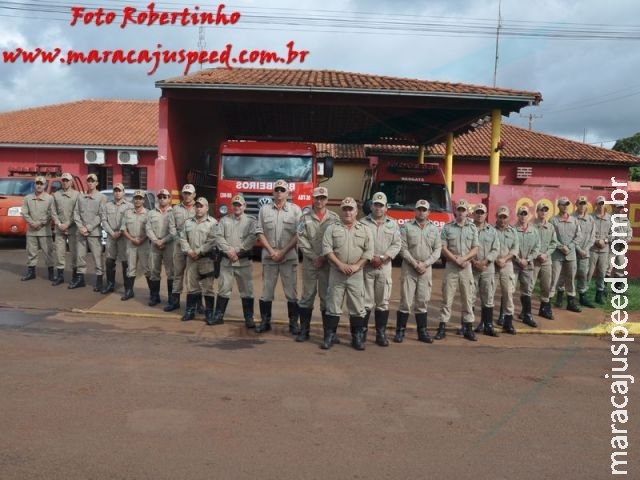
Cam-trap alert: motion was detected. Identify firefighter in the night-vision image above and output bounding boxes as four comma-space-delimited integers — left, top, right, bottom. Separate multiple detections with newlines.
573, 195, 596, 308
361, 191, 401, 346
532, 201, 558, 319
395, 199, 442, 343
513, 205, 540, 328
436, 199, 479, 341
470, 203, 500, 336
51, 172, 79, 286
100, 183, 131, 294
321, 197, 374, 350
20, 175, 55, 281
494, 206, 519, 334
296, 186, 340, 342
550, 197, 582, 313
588, 195, 612, 304
120, 190, 149, 301
179, 197, 218, 323
70, 173, 106, 290
214, 194, 257, 327
255, 179, 302, 334
165, 184, 197, 312
146, 188, 174, 307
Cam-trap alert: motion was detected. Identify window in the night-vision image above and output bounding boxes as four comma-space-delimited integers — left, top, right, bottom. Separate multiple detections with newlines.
466, 182, 489, 194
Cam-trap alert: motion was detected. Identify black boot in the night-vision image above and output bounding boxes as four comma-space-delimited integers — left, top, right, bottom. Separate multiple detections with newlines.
255, 300, 272, 333
538, 301, 554, 320
21, 266, 36, 281
47, 266, 54, 281
101, 258, 116, 293
51, 268, 65, 286
579, 292, 595, 308
164, 280, 180, 312
72, 267, 78, 283
148, 280, 161, 306
474, 308, 485, 333
595, 289, 604, 305
374, 310, 390, 346
181, 293, 197, 321
93, 274, 103, 293
482, 306, 499, 337
323, 310, 340, 344
416, 312, 433, 344
120, 276, 135, 300
296, 307, 312, 342
362, 309, 372, 344
241, 297, 255, 329
496, 300, 504, 327
205, 295, 218, 325
212, 296, 228, 325
434, 321, 447, 340
502, 314, 516, 335
350, 316, 366, 351
320, 315, 340, 350
68, 273, 86, 289
521, 295, 537, 328
567, 295, 582, 313
462, 322, 478, 341
287, 301, 300, 335
554, 290, 564, 308
393, 311, 409, 343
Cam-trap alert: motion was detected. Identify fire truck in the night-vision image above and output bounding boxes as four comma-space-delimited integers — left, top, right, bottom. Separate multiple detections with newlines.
361, 157, 454, 228
213, 141, 333, 218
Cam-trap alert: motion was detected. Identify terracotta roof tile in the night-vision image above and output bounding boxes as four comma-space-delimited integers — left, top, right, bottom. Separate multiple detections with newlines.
314, 143, 365, 160
158, 67, 542, 102
368, 124, 639, 165
0, 100, 158, 148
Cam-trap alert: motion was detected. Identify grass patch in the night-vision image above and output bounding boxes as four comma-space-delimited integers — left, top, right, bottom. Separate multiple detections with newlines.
531, 279, 640, 312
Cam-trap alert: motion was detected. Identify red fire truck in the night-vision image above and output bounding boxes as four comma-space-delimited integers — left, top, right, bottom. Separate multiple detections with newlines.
213, 141, 333, 218
361, 157, 454, 228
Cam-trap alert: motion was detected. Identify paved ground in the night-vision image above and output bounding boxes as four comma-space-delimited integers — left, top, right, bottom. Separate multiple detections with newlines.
1, 238, 638, 479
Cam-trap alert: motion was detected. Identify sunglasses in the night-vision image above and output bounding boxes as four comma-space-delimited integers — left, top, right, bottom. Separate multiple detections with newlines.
342, 206, 354, 211
577, 201, 587, 205
539, 207, 549, 212
35, 181, 44, 185
474, 210, 486, 215
157, 194, 168, 199
597, 201, 605, 205
274, 188, 286, 193
456, 208, 467, 212
559, 202, 570, 207
519, 211, 528, 216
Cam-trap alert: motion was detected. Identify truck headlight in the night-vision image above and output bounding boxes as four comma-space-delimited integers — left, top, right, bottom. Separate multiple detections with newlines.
7, 206, 22, 216
219, 204, 228, 216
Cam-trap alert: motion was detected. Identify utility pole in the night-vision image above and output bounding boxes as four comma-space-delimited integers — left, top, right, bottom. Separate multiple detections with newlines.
198, 26, 206, 69
492, 0, 502, 87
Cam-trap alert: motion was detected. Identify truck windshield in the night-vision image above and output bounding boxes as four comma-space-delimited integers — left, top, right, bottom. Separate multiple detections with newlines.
377, 181, 451, 212
0, 178, 36, 196
221, 155, 313, 182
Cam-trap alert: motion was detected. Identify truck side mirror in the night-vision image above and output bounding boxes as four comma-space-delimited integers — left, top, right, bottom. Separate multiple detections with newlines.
317, 156, 334, 178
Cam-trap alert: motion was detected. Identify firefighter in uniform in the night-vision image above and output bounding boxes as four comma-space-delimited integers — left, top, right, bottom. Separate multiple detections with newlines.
588, 195, 612, 304
51, 172, 79, 286
179, 197, 219, 324
513, 205, 540, 328
573, 195, 596, 308
321, 197, 374, 350
120, 190, 149, 301
436, 199, 479, 341
255, 179, 302, 334
532, 201, 558, 319
494, 205, 519, 334
70, 173, 106, 290
165, 184, 197, 312
100, 183, 131, 294
146, 188, 174, 307
20, 175, 55, 281
361, 191, 401, 347
214, 194, 257, 328
395, 199, 441, 344
470, 203, 500, 336
296, 186, 340, 342
550, 197, 582, 313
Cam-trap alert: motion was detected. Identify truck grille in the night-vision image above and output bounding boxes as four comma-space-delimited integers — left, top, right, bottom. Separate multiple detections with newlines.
240, 192, 273, 217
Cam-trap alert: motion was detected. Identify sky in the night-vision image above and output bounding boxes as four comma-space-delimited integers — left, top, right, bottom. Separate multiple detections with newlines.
0, 0, 639, 148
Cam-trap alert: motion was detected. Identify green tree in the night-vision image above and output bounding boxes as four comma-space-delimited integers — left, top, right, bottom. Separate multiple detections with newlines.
613, 132, 640, 180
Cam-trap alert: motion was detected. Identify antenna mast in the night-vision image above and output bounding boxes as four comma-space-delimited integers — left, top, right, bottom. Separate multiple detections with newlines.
492, 0, 502, 87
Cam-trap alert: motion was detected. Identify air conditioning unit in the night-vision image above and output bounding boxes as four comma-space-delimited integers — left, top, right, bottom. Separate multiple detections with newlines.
117, 150, 138, 165
84, 149, 105, 165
